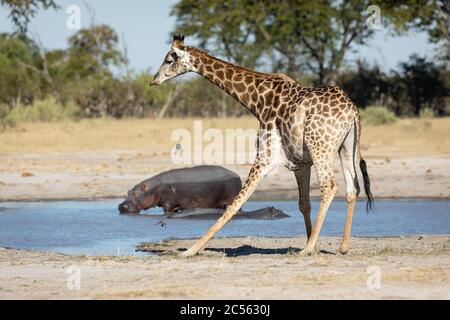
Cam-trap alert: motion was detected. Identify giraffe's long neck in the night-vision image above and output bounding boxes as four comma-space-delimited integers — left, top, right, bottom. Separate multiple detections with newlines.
187, 48, 273, 118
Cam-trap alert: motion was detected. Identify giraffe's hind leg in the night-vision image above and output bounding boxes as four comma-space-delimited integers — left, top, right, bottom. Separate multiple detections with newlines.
294, 163, 312, 240
338, 123, 359, 254
300, 150, 338, 256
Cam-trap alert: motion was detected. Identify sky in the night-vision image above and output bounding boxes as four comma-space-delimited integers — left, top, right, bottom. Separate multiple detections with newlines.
0, 1, 438, 75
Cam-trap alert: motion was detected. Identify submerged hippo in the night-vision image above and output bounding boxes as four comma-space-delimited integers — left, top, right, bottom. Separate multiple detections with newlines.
164, 206, 289, 219
118, 165, 242, 214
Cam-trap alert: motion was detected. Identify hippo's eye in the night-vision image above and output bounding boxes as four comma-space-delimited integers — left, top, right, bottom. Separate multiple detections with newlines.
128, 190, 137, 198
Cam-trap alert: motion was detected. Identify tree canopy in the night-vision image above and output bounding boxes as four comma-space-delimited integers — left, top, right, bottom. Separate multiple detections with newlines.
172, 0, 450, 84
65, 25, 124, 79
1, 0, 59, 32
172, 0, 378, 83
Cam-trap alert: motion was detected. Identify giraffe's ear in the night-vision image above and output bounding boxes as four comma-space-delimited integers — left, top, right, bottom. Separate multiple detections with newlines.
172, 34, 185, 49
173, 47, 186, 59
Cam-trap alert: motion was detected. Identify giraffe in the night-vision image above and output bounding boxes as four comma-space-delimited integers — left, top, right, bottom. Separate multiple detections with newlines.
150, 35, 374, 257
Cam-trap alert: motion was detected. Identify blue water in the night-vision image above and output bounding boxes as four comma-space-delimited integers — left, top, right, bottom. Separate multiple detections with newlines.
0, 199, 448, 256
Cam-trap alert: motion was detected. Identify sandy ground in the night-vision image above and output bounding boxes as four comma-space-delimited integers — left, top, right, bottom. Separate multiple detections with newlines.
0, 236, 448, 299
1, 150, 450, 201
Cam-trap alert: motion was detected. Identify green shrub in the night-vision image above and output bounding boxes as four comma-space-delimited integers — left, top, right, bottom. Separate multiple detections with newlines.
0, 104, 16, 129
419, 108, 436, 119
5, 98, 83, 123
360, 106, 398, 125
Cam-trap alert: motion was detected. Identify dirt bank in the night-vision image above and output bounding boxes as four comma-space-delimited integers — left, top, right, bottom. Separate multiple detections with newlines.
1, 117, 450, 201
1, 151, 449, 201
0, 236, 448, 299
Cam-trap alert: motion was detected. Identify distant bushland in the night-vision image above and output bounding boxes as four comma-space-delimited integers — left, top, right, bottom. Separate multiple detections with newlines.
0, 1, 448, 125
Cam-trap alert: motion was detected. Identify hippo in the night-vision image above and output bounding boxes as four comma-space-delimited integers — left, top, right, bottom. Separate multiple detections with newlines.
118, 165, 242, 215
164, 206, 289, 219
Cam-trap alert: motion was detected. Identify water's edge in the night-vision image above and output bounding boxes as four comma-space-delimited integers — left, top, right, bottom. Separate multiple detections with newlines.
0, 199, 448, 256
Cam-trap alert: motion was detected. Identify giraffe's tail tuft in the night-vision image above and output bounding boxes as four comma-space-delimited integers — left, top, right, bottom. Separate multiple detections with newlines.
354, 114, 374, 211
359, 158, 374, 211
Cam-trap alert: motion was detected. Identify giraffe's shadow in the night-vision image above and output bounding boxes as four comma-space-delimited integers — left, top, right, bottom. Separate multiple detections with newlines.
177, 245, 335, 257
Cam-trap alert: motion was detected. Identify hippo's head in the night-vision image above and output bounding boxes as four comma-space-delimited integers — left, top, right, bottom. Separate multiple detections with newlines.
118, 182, 158, 214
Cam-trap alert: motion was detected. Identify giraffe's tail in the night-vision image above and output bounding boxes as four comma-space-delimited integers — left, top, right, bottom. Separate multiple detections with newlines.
359, 158, 374, 211
354, 116, 374, 211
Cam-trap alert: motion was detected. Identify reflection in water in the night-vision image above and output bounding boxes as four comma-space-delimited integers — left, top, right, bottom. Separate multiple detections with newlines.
0, 199, 448, 256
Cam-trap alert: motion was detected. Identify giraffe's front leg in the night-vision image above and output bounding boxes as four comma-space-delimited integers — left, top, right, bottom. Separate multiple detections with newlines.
180, 159, 276, 257
181, 128, 281, 257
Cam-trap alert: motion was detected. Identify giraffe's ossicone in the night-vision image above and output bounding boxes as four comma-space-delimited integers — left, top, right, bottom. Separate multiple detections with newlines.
151, 34, 374, 257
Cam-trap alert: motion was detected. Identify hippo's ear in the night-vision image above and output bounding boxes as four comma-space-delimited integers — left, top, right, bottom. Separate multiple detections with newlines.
141, 184, 149, 192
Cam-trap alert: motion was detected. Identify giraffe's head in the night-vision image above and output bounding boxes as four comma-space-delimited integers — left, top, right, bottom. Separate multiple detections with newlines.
150, 34, 192, 86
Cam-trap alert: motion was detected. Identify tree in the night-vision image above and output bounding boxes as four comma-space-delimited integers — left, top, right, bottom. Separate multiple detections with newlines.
378, 0, 450, 61
172, 0, 271, 116
171, 0, 377, 84
0, 33, 42, 106
395, 55, 448, 116
338, 56, 449, 116
171, 0, 267, 68
338, 60, 389, 108
49, 23, 125, 116
65, 25, 123, 80
261, 0, 375, 84
0, 0, 59, 33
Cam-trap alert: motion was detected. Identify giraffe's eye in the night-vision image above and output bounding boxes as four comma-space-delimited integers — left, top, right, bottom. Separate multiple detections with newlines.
165, 58, 173, 64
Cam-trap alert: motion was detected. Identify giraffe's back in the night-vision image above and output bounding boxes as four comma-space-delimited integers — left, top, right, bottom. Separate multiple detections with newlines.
300, 85, 359, 156
273, 82, 360, 164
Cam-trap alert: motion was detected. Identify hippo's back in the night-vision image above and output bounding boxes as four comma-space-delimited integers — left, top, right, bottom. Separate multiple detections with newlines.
152, 166, 242, 210
154, 165, 240, 185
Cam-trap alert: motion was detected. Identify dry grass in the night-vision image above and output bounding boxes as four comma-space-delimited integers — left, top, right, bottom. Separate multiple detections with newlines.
361, 118, 450, 156
0, 117, 258, 154
0, 117, 449, 156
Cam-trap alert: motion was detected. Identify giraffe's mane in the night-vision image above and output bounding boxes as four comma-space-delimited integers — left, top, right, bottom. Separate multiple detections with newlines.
186, 46, 289, 80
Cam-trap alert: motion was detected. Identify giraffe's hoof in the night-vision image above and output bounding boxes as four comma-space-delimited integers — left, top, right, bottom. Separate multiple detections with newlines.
338, 244, 350, 255
179, 248, 197, 258
299, 247, 317, 257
